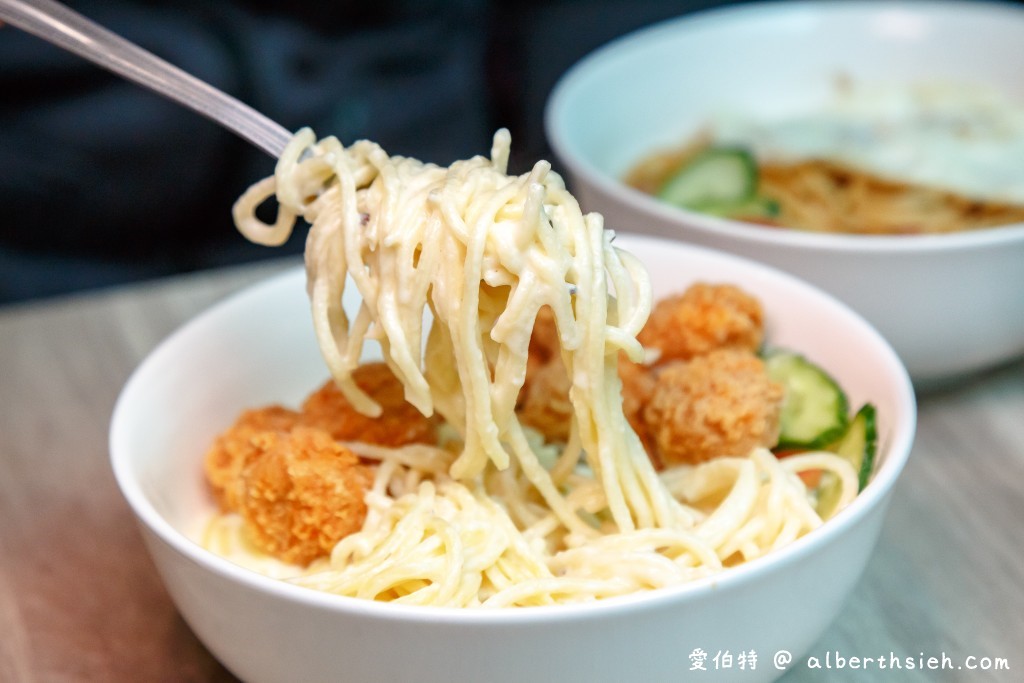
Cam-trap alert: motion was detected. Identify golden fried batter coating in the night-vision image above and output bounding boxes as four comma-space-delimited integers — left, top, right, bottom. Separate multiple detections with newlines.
239, 427, 373, 566
518, 351, 659, 449
301, 362, 437, 446
204, 363, 446, 565
643, 349, 783, 465
204, 406, 301, 511
519, 306, 568, 438
617, 354, 658, 462
525, 306, 561, 379
519, 302, 665, 448
637, 283, 764, 364
518, 355, 574, 442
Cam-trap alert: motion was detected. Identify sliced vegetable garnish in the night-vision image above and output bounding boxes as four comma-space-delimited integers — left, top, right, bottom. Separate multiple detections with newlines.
814, 473, 842, 520
827, 403, 878, 492
657, 146, 758, 209
701, 195, 781, 221
764, 349, 849, 449
814, 403, 878, 519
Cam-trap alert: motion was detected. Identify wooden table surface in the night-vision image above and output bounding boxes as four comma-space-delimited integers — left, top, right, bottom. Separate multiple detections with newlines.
1, 257, 1021, 682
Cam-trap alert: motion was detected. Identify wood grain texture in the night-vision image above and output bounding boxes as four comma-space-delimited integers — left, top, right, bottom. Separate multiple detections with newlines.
1, 258, 1020, 682
0, 260, 293, 683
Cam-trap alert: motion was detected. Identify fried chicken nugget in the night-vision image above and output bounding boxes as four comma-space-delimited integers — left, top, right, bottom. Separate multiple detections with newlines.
239, 427, 373, 566
518, 351, 658, 448
301, 362, 437, 446
643, 349, 784, 465
518, 354, 574, 442
525, 305, 561, 380
204, 406, 301, 511
519, 301, 663, 446
518, 306, 568, 437
637, 283, 764, 364
617, 354, 658, 460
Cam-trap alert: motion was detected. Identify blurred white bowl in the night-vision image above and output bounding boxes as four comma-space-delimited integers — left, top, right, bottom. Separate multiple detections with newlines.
545, 0, 1024, 388
110, 235, 915, 683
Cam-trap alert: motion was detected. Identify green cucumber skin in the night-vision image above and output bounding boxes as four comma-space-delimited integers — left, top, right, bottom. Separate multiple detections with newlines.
764, 350, 849, 449
701, 196, 781, 220
837, 403, 878, 491
657, 147, 758, 208
813, 403, 878, 518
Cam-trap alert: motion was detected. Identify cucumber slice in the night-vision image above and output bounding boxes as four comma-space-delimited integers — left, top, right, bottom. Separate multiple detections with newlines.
764, 350, 848, 449
815, 404, 878, 518
701, 196, 781, 220
657, 146, 758, 209
828, 403, 877, 492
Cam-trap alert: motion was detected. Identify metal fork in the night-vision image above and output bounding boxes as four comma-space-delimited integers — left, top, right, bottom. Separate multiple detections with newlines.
0, 0, 293, 158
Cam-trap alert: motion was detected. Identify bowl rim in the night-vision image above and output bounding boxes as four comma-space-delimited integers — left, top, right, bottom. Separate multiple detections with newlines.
544, 0, 1024, 252
109, 235, 917, 625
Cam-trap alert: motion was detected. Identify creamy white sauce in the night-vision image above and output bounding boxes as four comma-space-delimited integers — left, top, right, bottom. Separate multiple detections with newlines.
713, 83, 1024, 204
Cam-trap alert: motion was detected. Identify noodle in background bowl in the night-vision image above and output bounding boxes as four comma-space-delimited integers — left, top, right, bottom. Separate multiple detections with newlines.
545, 0, 1024, 388
110, 235, 915, 683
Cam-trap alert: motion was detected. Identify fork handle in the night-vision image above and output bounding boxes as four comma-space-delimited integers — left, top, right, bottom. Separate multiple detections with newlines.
0, 0, 292, 158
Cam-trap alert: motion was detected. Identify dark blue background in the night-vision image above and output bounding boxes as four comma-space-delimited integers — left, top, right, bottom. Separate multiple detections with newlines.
0, 0, 810, 305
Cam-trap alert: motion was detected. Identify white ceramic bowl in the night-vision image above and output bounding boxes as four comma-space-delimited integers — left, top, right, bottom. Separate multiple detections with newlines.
545, 0, 1024, 388
110, 235, 915, 683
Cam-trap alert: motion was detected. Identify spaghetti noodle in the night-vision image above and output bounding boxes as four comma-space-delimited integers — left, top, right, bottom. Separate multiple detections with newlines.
214, 128, 859, 606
